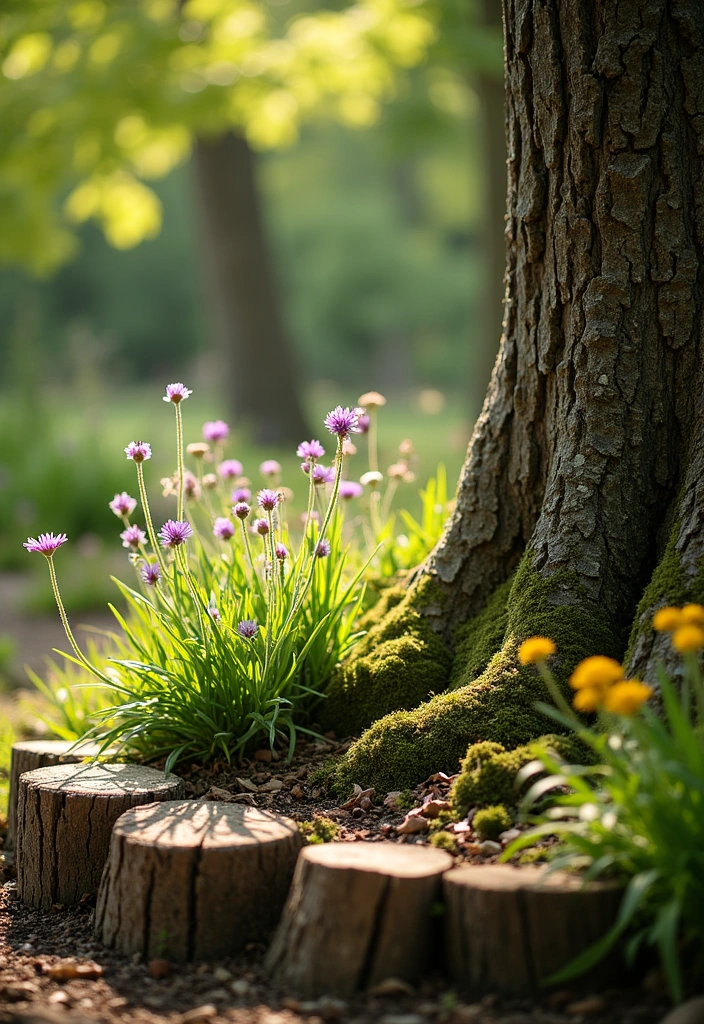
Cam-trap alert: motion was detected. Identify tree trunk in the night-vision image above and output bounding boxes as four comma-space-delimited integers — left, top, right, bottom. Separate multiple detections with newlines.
473, 0, 508, 414
327, 0, 704, 795
193, 133, 309, 444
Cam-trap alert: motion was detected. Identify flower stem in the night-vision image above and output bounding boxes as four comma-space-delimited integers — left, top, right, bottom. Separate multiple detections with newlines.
175, 401, 185, 523
537, 662, 582, 726
368, 407, 379, 474
46, 557, 111, 684
137, 462, 167, 573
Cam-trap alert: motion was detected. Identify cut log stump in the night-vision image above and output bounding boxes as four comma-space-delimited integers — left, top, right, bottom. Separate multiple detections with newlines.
444, 864, 622, 996
265, 842, 453, 996
17, 762, 184, 909
96, 800, 303, 962
6, 739, 104, 852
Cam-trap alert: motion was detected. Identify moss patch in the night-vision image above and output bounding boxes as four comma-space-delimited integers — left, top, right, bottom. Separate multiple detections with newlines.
328, 551, 618, 796
451, 734, 588, 815
322, 578, 452, 736
450, 577, 512, 688
473, 804, 512, 840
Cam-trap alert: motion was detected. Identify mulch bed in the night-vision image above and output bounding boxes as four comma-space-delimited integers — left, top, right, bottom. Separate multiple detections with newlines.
0, 736, 673, 1024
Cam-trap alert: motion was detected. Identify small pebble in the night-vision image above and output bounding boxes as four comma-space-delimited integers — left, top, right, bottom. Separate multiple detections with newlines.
179, 1004, 218, 1023
254, 749, 273, 762
291, 784, 305, 799
498, 828, 521, 843
369, 978, 416, 997
148, 958, 171, 980
212, 966, 233, 983
260, 778, 284, 792
230, 978, 251, 997
478, 840, 502, 857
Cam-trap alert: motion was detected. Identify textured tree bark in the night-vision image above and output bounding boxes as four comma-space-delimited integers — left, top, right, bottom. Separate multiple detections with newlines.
444, 865, 622, 996
96, 801, 302, 962
328, 0, 704, 794
193, 132, 309, 443
473, 0, 508, 414
17, 763, 184, 910
6, 739, 102, 853
265, 843, 452, 996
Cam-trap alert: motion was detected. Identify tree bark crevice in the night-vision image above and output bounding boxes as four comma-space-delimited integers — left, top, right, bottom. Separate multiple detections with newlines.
325, 0, 704, 796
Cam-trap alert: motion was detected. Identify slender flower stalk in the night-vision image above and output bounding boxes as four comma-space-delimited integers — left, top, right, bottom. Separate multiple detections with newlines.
135, 462, 167, 573
175, 402, 185, 522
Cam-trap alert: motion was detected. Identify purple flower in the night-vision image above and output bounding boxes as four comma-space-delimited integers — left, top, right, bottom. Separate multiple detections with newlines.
237, 619, 258, 639
218, 459, 243, 479
141, 562, 161, 586
258, 488, 280, 511
183, 471, 201, 501
312, 464, 335, 485
233, 502, 251, 520
24, 532, 68, 557
209, 601, 221, 622
163, 382, 192, 404
231, 486, 251, 503
315, 538, 331, 558
324, 406, 360, 439
202, 420, 230, 442
124, 441, 152, 463
213, 517, 235, 540
109, 492, 137, 518
356, 412, 371, 435
301, 510, 321, 526
339, 480, 363, 500
120, 524, 147, 550
159, 519, 193, 548
259, 459, 282, 477
254, 518, 270, 536
296, 440, 325, 461
275, 542, 289, 561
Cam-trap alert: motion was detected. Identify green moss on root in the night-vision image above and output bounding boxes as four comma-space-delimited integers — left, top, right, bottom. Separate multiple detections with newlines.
322, 578, 452, 736
450, 577, 512, 688
328, 551, 618, 796
451, 734, 587, 815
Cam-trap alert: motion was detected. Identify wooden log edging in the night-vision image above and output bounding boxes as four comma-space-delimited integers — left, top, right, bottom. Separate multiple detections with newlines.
96, 800, 303, 962
444, 864, 622, 996
6, 739, 104, 851
17, 762, 184, 909
265, 842, 453, 996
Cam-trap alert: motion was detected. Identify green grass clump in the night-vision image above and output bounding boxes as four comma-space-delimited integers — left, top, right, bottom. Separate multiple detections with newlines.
473, 804, 511, 840
299, 815, 341, 844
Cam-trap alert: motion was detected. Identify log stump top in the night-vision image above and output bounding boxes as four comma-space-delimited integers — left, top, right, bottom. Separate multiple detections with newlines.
445, 863, 620, 893
302, 840, 453, 877
20, 762, 180, 796
111, 799, 300, 850
97, 800, 303, 961
11, 738, 103, 757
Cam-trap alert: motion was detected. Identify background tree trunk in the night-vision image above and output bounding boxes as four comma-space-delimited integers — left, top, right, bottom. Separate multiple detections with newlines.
193, 133, 309, 444
473, 0, 508, 414
327, 0, 704, 795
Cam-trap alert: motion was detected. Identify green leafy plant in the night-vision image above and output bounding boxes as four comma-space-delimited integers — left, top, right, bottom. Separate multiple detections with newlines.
508, 610, 704, 1002
473, 804, 511, 840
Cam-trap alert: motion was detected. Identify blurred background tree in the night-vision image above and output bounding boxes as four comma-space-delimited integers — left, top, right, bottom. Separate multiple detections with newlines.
0, 0, 503, 566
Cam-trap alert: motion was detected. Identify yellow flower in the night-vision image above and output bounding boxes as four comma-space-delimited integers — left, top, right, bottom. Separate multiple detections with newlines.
681, 603, 704, 626
518, 637, 556, 665
573, 687, 603, 712
603, 681, 653, 716
569, 655, 623, 691
653, 606, 683, 632
672, 624, 704, 653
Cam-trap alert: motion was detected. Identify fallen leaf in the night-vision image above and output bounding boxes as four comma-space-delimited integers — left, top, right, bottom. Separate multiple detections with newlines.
236, 777, 258, 793
340, 785, 375, 810
259, 778, 283, 792
368, 977, 415, 997
420, 798, 452, 819
397, 810, 430, 835
46, 959, 103, 981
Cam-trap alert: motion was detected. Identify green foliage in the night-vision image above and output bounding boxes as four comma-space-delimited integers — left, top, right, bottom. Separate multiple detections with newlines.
299, 814, 340, 844
328, 550, 620, 795
506, 636, 704, 1003
451, 734, 588, 815
472, 803, 510, 840
323, 575, 452, 736
24, 641, 115, 740
0, 716, 15, 817
428, 829, 458, 853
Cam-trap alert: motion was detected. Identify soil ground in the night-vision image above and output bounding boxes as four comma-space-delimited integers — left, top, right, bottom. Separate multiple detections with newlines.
0, 736, 674, 1024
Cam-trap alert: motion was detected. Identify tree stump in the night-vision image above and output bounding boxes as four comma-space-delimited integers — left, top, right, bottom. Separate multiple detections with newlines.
6, 739, 104, 852
265, 842, 453, 996
16, 762, 184, 909
95, 800, 303, 961
444, 864, 622, 996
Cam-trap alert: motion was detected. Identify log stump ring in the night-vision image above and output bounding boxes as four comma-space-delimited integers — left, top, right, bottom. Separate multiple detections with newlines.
6, 739, 105, 852
443, 864, 622, 996
95, 800, 303, 962
17, 762, 184, 909
265, 842, 453, 996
